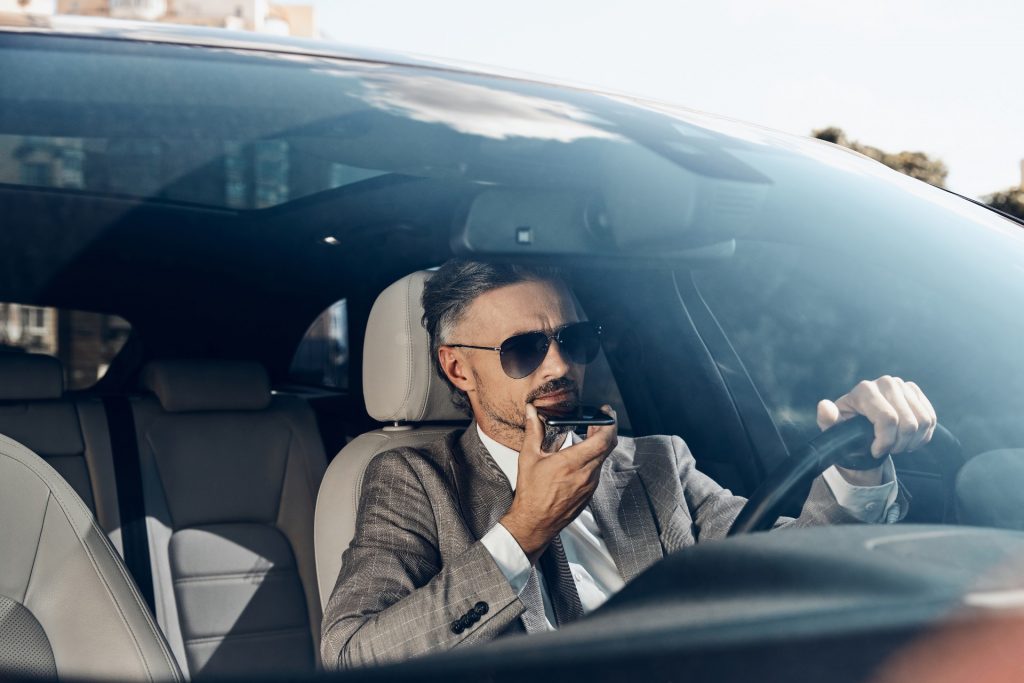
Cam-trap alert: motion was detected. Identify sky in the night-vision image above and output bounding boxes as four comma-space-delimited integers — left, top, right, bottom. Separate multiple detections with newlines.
288, 0, 1023, 199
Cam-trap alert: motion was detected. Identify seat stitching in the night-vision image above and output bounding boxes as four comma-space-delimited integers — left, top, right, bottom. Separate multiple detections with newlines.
282, 417, 315, 500
144, 426, 180, 530
183, 625, 309, 646
172, 569, 293, 585
266, 420, 321, 650
399, 276, 415, 420
278, 405, 320, 515
272, 426, 295, 524
0, 436, 182, 682
70, 400, 100, 519
283, 413, 326, 633
20, 492, 50, 606
138, 408, 192, 671
413, 276, 432, 421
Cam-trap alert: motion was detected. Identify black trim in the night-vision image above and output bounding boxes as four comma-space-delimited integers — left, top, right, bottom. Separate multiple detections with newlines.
103, 396, 155, 614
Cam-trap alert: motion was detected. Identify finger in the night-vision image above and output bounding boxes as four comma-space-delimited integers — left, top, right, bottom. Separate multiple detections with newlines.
899, 383, 932, 451
580, 406, 618, 473
566, 423, 618, 469
876, 377, 919, 454
817, 399, 841, 431
523, 403, 545, 455
586, 405, 617, 440
905, 381, 938, 444
836, 381, 899, 458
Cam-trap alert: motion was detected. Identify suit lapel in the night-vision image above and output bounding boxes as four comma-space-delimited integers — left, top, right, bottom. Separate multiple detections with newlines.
449, 422, 516, 539
588, 450, 664, 583
450, 423, 550, 634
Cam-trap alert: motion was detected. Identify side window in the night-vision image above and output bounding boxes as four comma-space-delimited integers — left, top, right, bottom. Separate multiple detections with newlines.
689, 241, 1016, 457
0, 302, 131, 390
289, 300, 349, 390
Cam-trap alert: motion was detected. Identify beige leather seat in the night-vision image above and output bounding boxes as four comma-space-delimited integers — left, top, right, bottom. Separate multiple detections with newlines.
315, 271, 467, 609
131, 360, 327, 678
0, 354, 123, 553
0, 432, 182, 681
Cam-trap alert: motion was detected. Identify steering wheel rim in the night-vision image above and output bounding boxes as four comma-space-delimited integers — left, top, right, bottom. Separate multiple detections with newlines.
727, 416, 963, 536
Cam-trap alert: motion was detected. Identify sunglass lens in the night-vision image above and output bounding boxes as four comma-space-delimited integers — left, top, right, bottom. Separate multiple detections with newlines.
559, 323, 602, 365
500, 331, 550, 379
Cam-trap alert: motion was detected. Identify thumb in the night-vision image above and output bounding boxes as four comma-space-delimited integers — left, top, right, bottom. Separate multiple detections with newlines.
523, 403, 544, 455
817, 399, 842, 431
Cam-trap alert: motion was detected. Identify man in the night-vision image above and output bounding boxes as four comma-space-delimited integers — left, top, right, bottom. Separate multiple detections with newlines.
321, 260, 935, 669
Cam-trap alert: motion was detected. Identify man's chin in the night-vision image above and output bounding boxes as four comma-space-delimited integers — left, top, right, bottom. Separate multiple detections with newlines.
541, 422, 571, 451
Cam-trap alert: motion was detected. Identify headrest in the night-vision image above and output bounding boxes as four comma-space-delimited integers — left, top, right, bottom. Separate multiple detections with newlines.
140, 360, 272, 413
0, 354, 64, 401
363, 271, 465, 423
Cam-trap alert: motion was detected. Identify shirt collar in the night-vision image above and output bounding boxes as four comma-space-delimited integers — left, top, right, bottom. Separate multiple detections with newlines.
476, 423, 573, 491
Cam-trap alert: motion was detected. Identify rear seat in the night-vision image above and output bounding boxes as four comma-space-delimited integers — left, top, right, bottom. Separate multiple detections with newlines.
0, 354, 327, 676
0, 354, 123, 554
131, 360, 327, 677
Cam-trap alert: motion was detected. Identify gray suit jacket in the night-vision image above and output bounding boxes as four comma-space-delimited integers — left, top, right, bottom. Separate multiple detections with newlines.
321, 423, 902, 669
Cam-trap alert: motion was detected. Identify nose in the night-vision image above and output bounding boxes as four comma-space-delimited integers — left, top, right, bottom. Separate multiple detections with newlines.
536, 337, 571, 381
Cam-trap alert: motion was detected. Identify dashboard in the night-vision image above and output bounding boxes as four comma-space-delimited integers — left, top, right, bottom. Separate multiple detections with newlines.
327, 525, 1024, 683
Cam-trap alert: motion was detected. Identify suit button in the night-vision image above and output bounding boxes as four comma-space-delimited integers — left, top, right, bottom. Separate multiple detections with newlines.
451, 620, 465, 634
474, 601, 489, 615
467, 611, 480, 624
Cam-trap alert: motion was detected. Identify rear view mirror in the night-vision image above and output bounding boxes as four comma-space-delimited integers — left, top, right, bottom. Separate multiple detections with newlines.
452, 187, 737, 262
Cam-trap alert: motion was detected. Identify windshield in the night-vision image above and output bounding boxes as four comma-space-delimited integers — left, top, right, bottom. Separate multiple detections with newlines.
3, 27, 1024, 682
5, 24, 1024, 540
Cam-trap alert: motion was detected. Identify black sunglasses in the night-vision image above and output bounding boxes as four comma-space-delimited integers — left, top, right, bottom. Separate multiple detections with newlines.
448, 321, 603, 379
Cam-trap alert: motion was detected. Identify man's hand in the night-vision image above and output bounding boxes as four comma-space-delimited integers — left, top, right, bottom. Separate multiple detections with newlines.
817, 376, 937, 485
500, 403, 618, 564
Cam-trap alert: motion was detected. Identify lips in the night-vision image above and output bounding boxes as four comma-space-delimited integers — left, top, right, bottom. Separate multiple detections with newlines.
532, 390, 578, 418
533, 390, 573, 403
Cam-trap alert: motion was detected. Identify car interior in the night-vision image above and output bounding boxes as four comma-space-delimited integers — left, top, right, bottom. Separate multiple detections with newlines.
0, 145, 660, 677
0, 246, 634, 680
0, 183, 998, 681
6, 18, 1024, 683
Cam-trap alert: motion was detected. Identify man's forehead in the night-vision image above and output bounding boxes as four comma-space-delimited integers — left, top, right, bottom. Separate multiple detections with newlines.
460, 279, 578, 335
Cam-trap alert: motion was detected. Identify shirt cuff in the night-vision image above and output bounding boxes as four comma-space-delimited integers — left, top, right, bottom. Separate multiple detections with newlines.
480, 522, 532, 595
822, 456, 900, 524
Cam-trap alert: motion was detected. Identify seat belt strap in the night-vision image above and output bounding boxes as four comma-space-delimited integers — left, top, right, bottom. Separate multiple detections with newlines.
103, 396, 156, 615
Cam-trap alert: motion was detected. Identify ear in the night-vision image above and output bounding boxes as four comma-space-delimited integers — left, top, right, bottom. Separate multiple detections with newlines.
438, 346, 475, 394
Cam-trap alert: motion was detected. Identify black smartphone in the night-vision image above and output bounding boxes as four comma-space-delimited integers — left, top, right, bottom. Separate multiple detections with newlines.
537, 405, 615, 427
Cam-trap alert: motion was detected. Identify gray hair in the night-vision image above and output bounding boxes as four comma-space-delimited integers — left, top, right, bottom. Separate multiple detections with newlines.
420, 259, 562, 413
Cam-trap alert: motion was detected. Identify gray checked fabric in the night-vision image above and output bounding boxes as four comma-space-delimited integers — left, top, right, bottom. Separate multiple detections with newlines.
320, 422, 908, 669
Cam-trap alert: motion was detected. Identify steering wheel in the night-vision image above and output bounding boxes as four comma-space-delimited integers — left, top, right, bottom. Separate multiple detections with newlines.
727, 416, 963, 536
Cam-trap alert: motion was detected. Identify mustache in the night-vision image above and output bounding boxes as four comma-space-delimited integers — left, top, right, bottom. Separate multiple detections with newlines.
526, 377, 580, 403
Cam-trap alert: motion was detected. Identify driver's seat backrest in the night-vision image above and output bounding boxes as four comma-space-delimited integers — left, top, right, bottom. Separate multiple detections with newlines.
0, 433, 182, 681
314, 271, 467, 609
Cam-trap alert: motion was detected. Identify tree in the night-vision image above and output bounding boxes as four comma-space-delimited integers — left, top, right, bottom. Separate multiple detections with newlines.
982, 187, 1024, 221
812, 127, 949, 188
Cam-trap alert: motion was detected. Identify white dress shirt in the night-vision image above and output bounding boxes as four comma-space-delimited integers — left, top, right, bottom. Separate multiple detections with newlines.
478, 425, 900, 629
